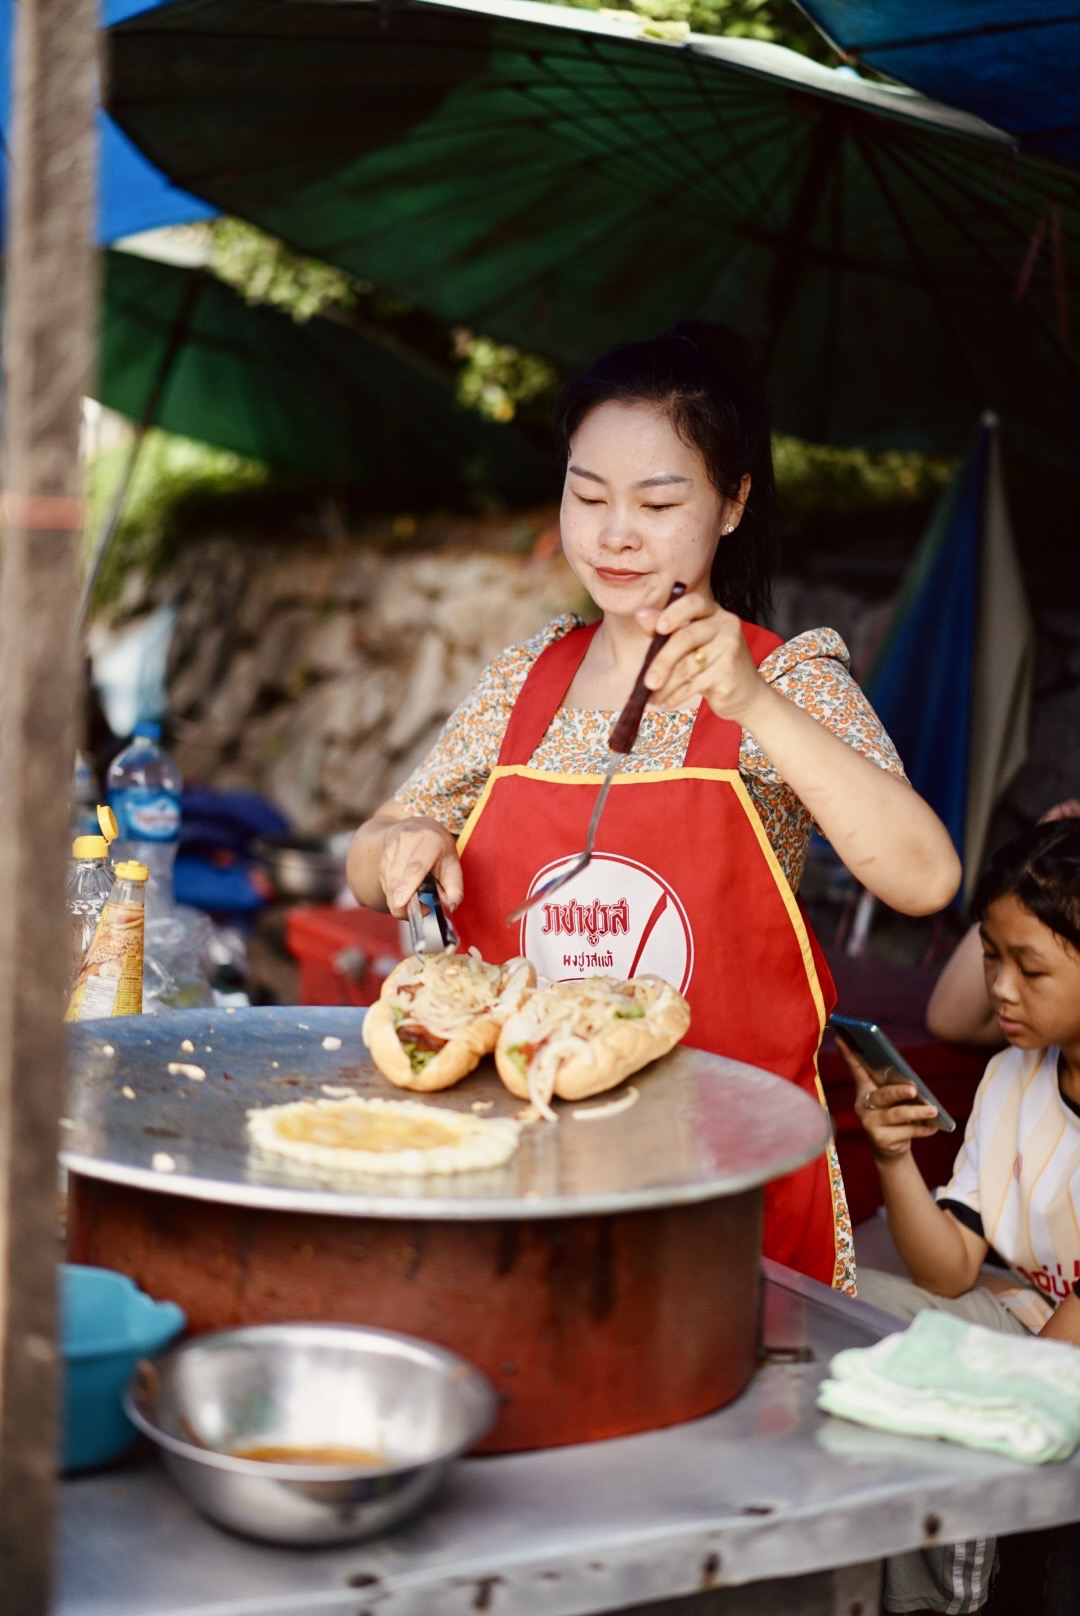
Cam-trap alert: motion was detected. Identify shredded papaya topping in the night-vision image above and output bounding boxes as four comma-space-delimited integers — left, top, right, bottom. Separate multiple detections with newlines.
389, 949, 532, 1048
501, 976, 683, 1118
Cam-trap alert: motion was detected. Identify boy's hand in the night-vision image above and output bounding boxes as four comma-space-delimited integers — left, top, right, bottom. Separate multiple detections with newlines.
836, 1039, 940, 1162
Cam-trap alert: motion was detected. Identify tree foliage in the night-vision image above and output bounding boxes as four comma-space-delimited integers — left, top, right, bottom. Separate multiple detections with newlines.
452, 330, 559, 423
561, 0, 827, 53
209, 217, 360, 322
87, 431, 268, 608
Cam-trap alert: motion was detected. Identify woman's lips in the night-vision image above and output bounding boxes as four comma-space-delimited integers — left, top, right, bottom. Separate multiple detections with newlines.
594, 567, 646, 582
997, 1013, 1026, 1037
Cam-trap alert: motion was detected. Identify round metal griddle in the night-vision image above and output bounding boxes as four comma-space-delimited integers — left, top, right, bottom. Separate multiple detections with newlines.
65, 1006, 832, 1452
63, 1007, 830, 1219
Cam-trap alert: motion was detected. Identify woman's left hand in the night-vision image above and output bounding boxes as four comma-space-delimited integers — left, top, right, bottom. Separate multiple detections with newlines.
636, 592, 767, 723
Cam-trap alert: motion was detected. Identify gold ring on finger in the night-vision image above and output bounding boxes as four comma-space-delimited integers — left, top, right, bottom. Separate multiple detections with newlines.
694, 647, 708, 669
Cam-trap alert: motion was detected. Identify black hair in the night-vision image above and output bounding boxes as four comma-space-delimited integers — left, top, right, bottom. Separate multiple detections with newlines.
972, 819, 1080, 955
553, 321, 777, 625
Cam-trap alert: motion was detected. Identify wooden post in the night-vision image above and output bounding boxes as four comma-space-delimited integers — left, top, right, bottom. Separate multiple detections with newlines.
0, 0, 97, 1605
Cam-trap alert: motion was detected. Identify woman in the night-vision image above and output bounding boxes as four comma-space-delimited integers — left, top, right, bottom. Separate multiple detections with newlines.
348, 324, 961, 1293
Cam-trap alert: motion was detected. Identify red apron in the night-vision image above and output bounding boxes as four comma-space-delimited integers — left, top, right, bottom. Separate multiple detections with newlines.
453, 621, 843, 1288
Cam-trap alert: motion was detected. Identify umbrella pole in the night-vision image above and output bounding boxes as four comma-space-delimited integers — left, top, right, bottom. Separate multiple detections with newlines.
0, 0, 97, 1604
78, 263, 206, 630
845, 888, 877, 958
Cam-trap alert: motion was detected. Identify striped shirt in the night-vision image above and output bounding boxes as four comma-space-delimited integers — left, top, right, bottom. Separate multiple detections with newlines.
937, 1045, 1080, 1333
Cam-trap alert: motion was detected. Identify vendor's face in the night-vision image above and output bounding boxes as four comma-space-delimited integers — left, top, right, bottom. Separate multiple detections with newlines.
980, 894, 1080, 1051
560, 401, 738, 616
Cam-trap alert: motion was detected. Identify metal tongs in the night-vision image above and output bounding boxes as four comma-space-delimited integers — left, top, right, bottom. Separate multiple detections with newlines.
506, 581, 686, 924
407, 876, 460, 956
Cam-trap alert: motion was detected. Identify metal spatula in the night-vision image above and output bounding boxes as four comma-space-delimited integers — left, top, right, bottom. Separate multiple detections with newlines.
407, 876, 459, 954
506, 582, 686, 925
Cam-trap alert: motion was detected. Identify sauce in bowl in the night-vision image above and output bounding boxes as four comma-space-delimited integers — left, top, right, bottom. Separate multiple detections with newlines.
230, 1444, 389, 1467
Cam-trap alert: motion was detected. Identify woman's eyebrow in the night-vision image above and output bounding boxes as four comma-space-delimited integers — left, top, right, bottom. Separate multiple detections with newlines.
566, 465, 692, 489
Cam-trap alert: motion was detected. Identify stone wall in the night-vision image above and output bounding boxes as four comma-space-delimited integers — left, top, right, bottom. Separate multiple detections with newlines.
160, 513, 585, 832
111, 512, 1080, 847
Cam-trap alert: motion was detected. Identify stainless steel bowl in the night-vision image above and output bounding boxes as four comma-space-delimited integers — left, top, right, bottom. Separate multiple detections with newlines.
124, 1323, 496, 1545
254, 834, 349, 902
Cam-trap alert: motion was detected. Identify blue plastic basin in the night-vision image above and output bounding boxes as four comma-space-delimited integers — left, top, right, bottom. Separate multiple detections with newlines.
61, 1265, 186, 1473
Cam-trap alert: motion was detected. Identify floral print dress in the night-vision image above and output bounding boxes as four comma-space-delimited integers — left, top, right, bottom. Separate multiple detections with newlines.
396, 613, 907, 1295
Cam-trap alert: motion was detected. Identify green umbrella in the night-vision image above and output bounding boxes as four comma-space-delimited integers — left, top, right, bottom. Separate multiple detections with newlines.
107, 0, 1080, 464
98, 242, 556, 503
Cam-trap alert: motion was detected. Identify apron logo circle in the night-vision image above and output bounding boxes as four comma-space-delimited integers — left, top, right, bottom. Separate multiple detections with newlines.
519, 853, 694, 991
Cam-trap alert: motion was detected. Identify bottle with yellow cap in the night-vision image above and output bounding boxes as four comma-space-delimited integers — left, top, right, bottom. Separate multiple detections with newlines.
66, 832, 114, 990
65, 862, 148, 1022
97, 803, 119, 859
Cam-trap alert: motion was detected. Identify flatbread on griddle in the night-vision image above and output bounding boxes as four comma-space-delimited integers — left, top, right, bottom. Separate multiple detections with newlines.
246, 1094, 520, 1176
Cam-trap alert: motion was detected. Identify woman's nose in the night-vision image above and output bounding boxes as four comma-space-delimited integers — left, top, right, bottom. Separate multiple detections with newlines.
598, 507, 642, 552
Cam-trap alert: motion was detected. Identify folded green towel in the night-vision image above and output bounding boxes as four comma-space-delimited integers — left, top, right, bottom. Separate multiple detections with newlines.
817, 1310, 1080, 1464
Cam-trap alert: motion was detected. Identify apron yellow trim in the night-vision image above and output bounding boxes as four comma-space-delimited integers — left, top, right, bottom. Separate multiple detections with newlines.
725, 775, 829, 1040
720, 773, 843, 1285
457, 764, 747, 855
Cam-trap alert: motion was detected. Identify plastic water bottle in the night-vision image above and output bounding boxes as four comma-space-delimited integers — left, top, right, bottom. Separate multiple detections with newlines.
70, 751, 100, 840
106, 722, 182, 916
66, 834, 114, 989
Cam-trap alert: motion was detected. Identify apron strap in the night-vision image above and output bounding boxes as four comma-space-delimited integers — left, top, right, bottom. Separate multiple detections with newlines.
497, 623, 600, 767
498, 618, 785, 771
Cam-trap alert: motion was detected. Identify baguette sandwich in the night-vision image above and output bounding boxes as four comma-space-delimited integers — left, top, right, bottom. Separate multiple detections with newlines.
363, 948, 535, 1091
495, 974, 691, 1118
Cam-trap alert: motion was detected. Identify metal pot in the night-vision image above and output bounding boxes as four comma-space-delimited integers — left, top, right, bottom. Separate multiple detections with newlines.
65, 1009, 831, 1453
254, 834, 349, 902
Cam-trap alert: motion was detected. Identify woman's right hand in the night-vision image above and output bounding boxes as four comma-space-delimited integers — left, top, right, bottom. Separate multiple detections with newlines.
836, 1040, 940, 1162
379, 816, 463, 919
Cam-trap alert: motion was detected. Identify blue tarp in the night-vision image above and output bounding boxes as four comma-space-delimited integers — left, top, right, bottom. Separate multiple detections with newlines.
0, 0, 213, 244
865, 430, 986, 868
863, 416, 1035, 899
798, 2, 1080, 169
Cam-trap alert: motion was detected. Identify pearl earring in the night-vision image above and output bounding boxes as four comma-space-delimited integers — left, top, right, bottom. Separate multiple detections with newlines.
724, 523, 735, 533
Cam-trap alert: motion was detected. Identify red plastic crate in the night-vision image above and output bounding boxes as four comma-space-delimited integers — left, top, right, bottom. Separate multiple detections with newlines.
286, 905, 405, 1007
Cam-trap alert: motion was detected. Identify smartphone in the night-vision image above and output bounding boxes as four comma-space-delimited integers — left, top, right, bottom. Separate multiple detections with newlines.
829, 1014, 957, 1133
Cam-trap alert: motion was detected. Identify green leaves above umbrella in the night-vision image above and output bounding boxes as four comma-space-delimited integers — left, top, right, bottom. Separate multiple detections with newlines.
98, 243, 556, 504
106, 0, 1080, 464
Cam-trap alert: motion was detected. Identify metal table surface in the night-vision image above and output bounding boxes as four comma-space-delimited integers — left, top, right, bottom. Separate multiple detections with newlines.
63, 1008, 831, 1219
57, 1265, 1080, 1616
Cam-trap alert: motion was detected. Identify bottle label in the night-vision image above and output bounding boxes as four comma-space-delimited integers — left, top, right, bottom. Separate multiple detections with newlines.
65, 899, 144, 1021
111, 789, 181, 843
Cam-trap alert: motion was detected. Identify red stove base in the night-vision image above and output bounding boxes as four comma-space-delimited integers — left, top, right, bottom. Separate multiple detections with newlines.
67, 1174, 763, 1452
